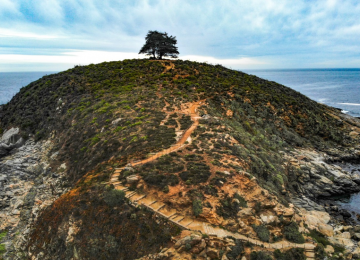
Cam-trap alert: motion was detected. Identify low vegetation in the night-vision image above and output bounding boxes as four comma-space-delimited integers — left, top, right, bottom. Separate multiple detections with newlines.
283, 222, 305, 244
252, 224, 270, 242
0, 58, 356, 259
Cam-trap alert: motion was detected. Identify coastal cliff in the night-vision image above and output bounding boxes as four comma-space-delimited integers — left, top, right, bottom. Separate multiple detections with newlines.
1, 59, 360, 259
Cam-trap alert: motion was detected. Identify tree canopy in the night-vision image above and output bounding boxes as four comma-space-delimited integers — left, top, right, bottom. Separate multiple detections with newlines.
139, 30, 179, 59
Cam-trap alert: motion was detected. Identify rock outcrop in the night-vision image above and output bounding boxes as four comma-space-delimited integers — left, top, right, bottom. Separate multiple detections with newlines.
0, 138, 68, 258
0, 128, 24, 157
285, 149, 360, 198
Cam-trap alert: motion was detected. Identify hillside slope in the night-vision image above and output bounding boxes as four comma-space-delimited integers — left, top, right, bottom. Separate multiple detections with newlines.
1, 59, 360, 259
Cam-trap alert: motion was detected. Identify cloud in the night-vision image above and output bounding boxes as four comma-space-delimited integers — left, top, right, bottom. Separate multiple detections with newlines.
0, 28, 62, 39
0, 50, 269, 71
0, 0, 360, 70
182, 55, 268, 69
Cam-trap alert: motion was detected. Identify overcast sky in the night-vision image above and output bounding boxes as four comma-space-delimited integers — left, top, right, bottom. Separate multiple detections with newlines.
0, 0, 360, 71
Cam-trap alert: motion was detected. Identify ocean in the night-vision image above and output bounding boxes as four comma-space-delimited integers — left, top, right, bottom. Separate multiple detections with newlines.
0, 72, 55, 105
244, 68, 360, 117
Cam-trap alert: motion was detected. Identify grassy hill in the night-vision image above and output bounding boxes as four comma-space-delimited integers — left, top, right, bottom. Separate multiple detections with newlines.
0, 59, 357, 259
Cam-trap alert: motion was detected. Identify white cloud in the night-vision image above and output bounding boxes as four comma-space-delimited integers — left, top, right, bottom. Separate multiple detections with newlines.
0, 50, 269, 71
0, 28, 62, 39
0, 0, 360, 69
182, 55, 268, 69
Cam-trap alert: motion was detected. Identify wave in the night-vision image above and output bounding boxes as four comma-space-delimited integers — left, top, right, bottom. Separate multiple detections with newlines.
338, 103, 360, 106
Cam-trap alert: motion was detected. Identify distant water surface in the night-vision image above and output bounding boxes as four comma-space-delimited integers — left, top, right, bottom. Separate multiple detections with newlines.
0, 72, 54, 105
244, 69, 360, 117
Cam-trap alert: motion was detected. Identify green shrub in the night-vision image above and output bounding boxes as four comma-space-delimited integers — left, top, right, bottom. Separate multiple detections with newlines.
226, 239, 244, 260
314, 244, 326, 260
274, 248, 306, 260
254, 201, 262, 213
162, 185, 169, 193
103, 189, 126, 207
216, 193, 245, 218
179, 162, 211, 184
193, 199, 203, 217
233, 193, 247, 208
250, 251, 272, 260
252, 224, 270, 242
308, 229, 330, 246
0, 230, 7, 256
0, 243, 5, 255
284, 222, 304, 243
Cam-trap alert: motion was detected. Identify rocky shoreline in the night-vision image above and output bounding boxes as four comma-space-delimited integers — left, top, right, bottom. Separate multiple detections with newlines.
0, 128, 69, 259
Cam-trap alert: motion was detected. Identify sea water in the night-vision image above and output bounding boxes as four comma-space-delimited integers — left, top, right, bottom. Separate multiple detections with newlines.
0, 72, 54, 105
244, 68, 360, 117
244, 68, 360, 215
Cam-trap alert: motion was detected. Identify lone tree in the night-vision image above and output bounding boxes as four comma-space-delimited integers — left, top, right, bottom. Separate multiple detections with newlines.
139, 30, 179, 59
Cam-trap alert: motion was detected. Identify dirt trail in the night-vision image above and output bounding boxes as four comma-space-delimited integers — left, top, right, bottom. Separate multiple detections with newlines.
109, 182, 316, 256
126, 100, 203, 167
160, 61, 175, 74
109, 99, 316, 258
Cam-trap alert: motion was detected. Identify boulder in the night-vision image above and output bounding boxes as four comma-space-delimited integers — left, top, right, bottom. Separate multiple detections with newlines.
260, 212, 278, 224
124, 166, 135, 172
339, 209, 352, 218
283, 207, 294, 217
303, 210, 331, 230
353, 247, 360, 259
111, 118, 123, 125
206, 247, 219, 259
341, 232, 351, 239
222, 219, 238, 232
353, 233, 360, 241
189, 235, 202, 245
174, 236, 191, 249
328, 236, 354, 250
318, 223, 334, 237
191, 239, 206, 254
126, 175, 139, 184
0, 137, 24, 157
325, 245, 334, 254
237, 208, 254, 218
1, 127, 19, 144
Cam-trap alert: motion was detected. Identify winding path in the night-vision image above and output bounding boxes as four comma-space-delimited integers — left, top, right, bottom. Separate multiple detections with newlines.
109, 100, 316, 259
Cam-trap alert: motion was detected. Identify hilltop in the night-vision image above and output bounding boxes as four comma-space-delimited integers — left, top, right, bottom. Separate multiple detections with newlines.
1, 59, 360, 259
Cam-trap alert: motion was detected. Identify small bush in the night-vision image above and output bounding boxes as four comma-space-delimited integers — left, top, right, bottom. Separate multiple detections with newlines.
252, 224, 270, 242
162, 185, 169, 193
314, 244, 326, 260
216, 193, 244, 218
0, 230, 7, 255
233, 193, 247, 208
250, 251, 272, 260
193, 199, 203, 217
254, 201, 262, 213
226, 239, 244, 260
274, 248, 306, 260
284, 222, 304, 244
103, 189, 126, 207
307, 229, 330, 246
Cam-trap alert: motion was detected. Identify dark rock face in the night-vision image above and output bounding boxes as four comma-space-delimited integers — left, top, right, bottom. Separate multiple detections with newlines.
285, 149, 360, 200
339, 209, 352, 218
0, 127, 25, 157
